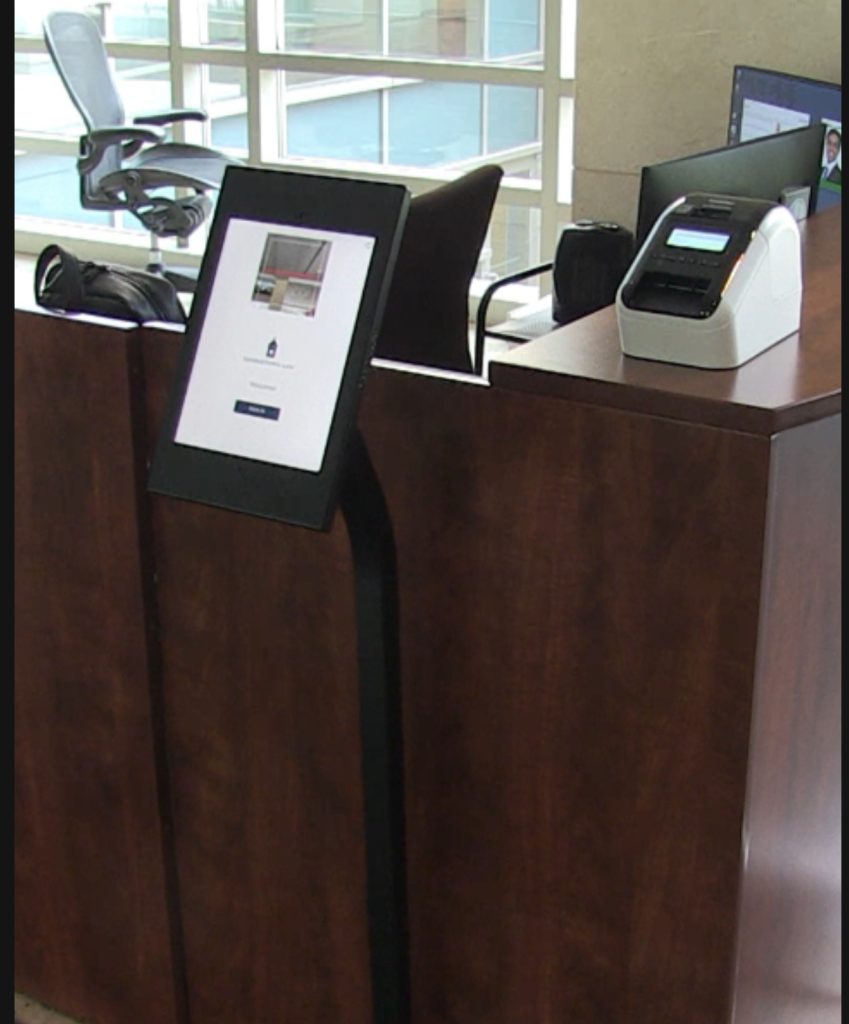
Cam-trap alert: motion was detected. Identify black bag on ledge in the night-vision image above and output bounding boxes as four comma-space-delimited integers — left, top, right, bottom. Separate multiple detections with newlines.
34, 244, 186, 325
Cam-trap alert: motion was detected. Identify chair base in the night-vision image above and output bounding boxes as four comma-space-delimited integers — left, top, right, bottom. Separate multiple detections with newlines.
146, 261, 199, 294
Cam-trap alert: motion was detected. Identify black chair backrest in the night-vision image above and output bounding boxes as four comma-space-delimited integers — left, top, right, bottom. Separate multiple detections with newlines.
374, 164, 503, 374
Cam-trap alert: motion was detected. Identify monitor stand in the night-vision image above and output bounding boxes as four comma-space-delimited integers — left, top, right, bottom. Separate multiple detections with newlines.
340, 428, 411, 1024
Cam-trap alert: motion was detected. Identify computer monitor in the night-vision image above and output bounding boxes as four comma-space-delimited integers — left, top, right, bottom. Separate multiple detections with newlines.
634, 122, 826, 249
727, 65, 842, 212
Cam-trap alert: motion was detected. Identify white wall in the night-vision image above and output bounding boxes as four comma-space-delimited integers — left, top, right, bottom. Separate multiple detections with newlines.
572, 0, 843, 230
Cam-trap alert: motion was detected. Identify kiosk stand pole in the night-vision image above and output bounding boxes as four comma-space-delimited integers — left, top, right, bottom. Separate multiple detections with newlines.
339, 428, 411, 1024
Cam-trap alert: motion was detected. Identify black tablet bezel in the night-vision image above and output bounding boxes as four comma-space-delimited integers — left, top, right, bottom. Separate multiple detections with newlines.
148, 167, 409, 531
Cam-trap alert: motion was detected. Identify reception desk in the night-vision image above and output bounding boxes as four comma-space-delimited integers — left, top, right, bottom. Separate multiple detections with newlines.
15, 207, 840, 1024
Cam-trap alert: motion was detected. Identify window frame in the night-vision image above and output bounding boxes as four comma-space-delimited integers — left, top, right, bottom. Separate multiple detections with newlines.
14, 0, 576, 309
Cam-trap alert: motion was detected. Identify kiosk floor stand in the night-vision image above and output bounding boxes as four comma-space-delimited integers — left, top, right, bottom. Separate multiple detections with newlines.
339, 429, 411, 1024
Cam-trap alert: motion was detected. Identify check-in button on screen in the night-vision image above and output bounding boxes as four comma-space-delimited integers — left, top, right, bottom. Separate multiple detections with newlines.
234, 400, 281, 421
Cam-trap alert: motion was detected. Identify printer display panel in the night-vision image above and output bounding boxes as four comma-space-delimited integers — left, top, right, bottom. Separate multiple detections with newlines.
665, 227, 732, 253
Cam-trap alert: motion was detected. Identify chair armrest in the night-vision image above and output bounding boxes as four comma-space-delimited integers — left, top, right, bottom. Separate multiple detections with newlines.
133, 109, 209, 127
88, 125, 165, 145
472, 261, 553, 376
80, 126, 166, 169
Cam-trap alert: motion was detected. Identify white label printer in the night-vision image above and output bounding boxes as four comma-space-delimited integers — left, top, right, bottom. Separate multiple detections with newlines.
616, 193, 802, 369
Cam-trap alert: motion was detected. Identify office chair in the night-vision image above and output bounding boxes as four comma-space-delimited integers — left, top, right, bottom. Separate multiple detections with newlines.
43, 10, 242, 292
373, 164, 504, 375
473, 219, 635, 375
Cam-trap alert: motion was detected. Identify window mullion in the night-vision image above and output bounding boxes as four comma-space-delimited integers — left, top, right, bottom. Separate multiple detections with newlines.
380, 88, 389, 165
539, 0, 563, 266
171, 0, 189, 118
246, 0, 265, 163
481, 82, 489, 160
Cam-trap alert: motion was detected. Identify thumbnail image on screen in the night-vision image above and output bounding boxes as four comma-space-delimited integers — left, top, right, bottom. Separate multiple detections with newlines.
175, 217, 375, 474
251, 233, 332, 317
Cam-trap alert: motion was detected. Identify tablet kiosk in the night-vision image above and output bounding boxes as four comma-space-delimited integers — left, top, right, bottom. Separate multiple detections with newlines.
148, 167, 410, 530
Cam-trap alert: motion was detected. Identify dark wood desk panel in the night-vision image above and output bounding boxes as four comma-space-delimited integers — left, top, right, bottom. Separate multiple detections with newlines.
139, 305, 838, 1023
489, 206, 841, 435
14, 311, 182, 1024
360, 371, 770, 1024
138, 323, 777, 1022
140, 331, 373, 1024
732, 413, 841, 1024
14, 191, 840, 1024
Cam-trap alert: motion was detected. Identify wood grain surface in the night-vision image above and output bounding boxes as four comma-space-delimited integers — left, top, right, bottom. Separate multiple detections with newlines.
139, 336, 776, 1022
14, 312, 182, 1024
730, 414, 842, 1024
14, 201, 840, 1024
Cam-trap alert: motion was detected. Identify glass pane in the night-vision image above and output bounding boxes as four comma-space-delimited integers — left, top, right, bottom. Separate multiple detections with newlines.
115, 59, 173, 121
174, 64, 248, 151
15, 54, 174, 136
264, 74, 540, 170
282, 0, 381, 54
484, 201, 541, 279
486, 85, 538, 154
487, 0, 540, 59
205, 0, 246, 47
208, 66, 248, 153
15, 0, 90, 36
388, 82, 481, 165
288, 88, 380, 162
499, 156, 541, 190
103, 1, 169, 43
15, 152, 112, 224
15, 0, 169, 41
15, 53, 85, 133
388, 0, 483, 59
277, 0, 542, 64
15, 1, 168, 42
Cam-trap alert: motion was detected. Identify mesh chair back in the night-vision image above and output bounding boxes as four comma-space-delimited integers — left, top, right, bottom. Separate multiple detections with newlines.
44, 11, 125, 131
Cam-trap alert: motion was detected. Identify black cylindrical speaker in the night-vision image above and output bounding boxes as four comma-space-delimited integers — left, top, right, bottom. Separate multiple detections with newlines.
552, 219, 635, 325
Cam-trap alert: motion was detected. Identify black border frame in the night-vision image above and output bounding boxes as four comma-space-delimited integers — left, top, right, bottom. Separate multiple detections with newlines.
635, 122, 825, 248
148, 167, 410, 531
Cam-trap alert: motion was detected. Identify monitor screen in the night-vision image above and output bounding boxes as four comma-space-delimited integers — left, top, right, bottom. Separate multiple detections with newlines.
634, 121, 826, 249
148, 167, 410, 531
173, 219, 375, 474
727, 65, 842, 212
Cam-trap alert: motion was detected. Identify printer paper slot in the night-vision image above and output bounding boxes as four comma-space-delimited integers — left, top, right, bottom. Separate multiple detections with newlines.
626, 271, 713, 318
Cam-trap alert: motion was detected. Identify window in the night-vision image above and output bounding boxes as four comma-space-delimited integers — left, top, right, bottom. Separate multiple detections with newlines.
15, 0, 576, 289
